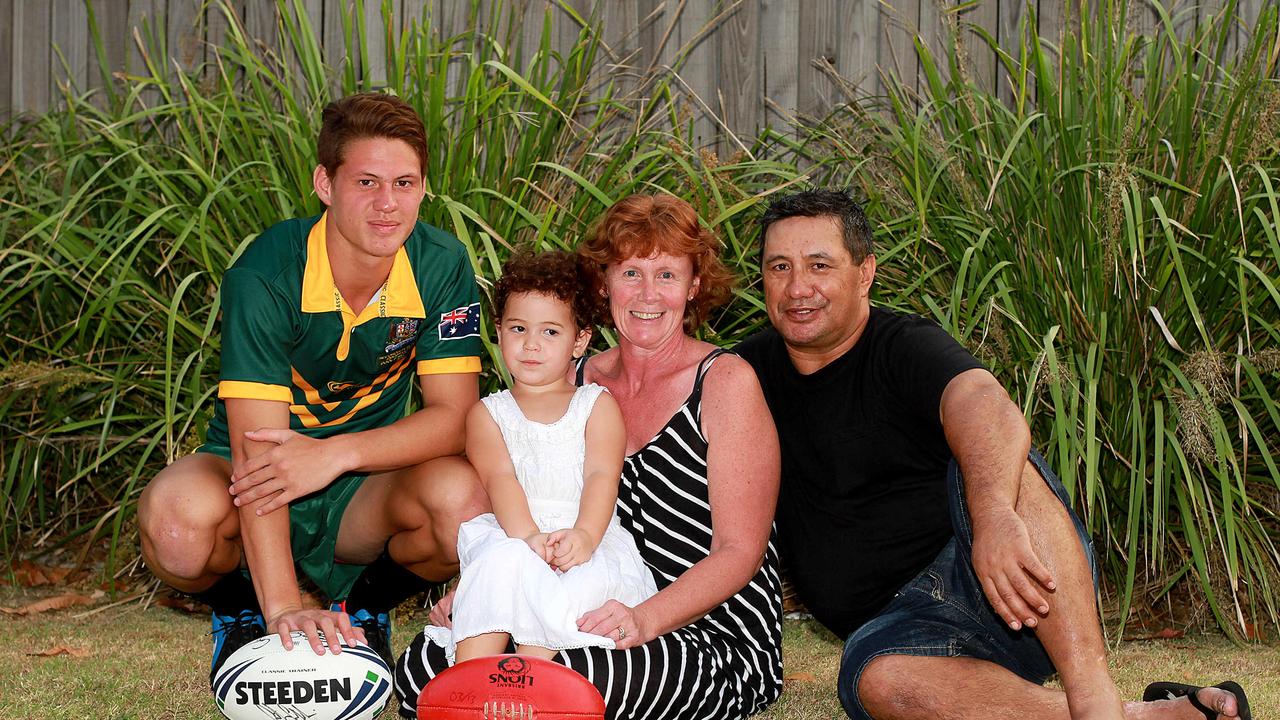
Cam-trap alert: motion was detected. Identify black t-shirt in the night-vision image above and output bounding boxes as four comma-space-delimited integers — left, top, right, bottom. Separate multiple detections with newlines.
737, 307, 985, 638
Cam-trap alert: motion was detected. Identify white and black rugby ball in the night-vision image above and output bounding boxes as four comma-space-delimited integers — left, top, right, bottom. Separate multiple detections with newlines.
212, 631, 391, 720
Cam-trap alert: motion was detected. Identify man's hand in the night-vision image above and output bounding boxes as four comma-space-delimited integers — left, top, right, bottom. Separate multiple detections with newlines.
229, 428, 351, 514
971, 506, 1056, 630
548, 528, 595, 572
523, 532, 554, 564
267, 606, 366, 655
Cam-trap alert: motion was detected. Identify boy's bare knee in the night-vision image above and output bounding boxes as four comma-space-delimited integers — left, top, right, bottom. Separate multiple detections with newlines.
416, 456, 488, 524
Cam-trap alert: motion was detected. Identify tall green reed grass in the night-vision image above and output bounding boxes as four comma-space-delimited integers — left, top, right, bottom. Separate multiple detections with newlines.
795, 0, 1280, 639
0, 0, 795, 579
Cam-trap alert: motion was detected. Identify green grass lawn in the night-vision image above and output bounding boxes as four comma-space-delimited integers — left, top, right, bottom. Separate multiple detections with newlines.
1, 587, 1275, 718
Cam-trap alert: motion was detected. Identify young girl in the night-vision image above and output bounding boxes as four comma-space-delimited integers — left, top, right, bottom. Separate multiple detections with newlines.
423, 249, 657, 663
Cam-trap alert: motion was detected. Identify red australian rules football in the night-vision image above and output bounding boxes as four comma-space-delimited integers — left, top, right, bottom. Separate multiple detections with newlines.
417, 654, 605, 719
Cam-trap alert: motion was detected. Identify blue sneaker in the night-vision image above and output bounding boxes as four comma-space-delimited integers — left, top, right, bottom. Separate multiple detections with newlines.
331, 601, 392, 671
210, 609, 266, 689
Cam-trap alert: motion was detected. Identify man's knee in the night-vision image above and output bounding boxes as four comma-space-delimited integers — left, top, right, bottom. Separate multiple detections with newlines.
138, 456, 235, 581
854, 655, 921, 719
403, 456, 488, 526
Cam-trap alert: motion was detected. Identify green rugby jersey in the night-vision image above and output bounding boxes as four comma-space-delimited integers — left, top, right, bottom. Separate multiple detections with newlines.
202, 213, 481, 453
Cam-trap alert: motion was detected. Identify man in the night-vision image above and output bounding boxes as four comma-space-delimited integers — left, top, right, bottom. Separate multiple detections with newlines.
737, 189, 1249, 720
138, 92, 489, 684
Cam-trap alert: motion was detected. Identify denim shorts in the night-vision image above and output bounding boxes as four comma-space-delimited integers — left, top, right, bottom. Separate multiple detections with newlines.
836, 449, 1098, 720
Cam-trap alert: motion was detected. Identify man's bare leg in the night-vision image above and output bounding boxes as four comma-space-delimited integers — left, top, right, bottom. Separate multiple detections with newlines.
856, 460, 1243, 720
858, 656, 1243, 720
335, 455, 489, 580
138, 453, 241, 592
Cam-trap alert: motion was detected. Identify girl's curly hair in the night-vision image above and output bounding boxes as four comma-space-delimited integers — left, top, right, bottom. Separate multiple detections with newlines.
493, 249, 605, 330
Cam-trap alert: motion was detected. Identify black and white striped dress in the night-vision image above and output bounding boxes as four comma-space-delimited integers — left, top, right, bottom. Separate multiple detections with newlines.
394, 349, 784, 719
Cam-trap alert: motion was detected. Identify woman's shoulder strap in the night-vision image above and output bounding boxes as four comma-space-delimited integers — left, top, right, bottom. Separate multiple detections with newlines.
691, 348, 732, 397
574, 355, 589, 386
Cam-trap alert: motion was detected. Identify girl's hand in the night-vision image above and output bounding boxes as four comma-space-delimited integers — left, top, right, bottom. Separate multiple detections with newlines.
577, 599, 650, 649
523, 532, 553, 564
548, 528, 595, 571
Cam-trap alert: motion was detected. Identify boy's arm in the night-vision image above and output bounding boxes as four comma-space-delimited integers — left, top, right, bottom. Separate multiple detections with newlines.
229, 372, 478, 513
226, 398, 362, 654
465, 402, 548, 558
551, 392, 625, 570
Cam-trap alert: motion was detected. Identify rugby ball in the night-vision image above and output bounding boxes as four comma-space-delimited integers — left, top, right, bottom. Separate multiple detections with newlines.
212, 631, 391, 720
417, 655, 605, 719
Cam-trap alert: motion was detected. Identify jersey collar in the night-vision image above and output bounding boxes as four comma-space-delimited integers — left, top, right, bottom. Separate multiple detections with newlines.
300, 211, 427, 321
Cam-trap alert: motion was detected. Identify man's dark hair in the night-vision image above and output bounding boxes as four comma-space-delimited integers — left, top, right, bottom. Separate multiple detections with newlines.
317, 92, 428, 178
759, 188, 873, 263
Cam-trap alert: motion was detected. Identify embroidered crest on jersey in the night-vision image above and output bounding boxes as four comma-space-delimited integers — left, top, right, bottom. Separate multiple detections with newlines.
438, 302, 480, 341
386, 318, 421, 353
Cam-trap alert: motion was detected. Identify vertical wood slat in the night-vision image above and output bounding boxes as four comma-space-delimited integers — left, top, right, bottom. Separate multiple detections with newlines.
963, 0, 1000, 95
13, 2, 51, 113
678, 0, 717, 149
0, 0, 12, 119
916, 0, 949, 90
837, 0, 883, 102
882, 0, 920, 97
760, 0, 797, 134
599, 0, 640, 97
127, 0, 163, 78
361, 0, 385, 87
997, 0, 1026, 107
796, 0, 838, 121
51, 0, 89, 97
717, 0, 757, 153
165, 0, 201, 75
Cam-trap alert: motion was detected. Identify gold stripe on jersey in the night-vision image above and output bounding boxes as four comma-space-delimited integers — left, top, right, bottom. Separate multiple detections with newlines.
218, 380, 292, 402
417, 356, 482, 375
289, 353, 414, 428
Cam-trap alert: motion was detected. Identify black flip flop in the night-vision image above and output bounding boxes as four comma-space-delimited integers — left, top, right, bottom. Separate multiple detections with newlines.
1142, 680, 1251, 720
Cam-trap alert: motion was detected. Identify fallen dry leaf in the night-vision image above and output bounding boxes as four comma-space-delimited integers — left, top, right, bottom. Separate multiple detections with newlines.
0, 593, 95, 615
8, 561, 75, 587
156, 595, 204, 614
784, 672, 818, 684
28, 645, 91, 658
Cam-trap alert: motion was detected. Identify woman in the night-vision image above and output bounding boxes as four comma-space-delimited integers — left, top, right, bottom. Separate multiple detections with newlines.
394, 194, 783, 719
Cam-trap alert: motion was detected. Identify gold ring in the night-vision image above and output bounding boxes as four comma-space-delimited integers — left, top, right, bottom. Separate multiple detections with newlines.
618, 627, 627, 640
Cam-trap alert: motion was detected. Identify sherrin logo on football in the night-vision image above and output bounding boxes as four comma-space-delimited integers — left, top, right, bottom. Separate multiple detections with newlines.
212, 631, 391, 720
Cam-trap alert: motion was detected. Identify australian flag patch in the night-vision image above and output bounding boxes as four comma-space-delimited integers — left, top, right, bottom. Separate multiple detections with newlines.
437, 302, 480, 341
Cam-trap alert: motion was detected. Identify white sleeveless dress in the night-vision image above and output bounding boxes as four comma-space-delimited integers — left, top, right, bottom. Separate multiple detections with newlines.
423, 383, 658, 662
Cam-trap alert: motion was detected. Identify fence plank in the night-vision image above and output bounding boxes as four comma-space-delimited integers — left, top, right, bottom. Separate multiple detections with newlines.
599, 0, 640, 96
360, 0, 385, 87
0, 0, 12, 119
997, 0, 1026, 107
797, 0, 838, 121
52, 0, 89, 97
165, 0, 202, 90
882, 0, 919, 97
963, 0, 999, 95
761, 0, 797, 134
837, 0, 882, 102
917, 0, 949, 90
717, 0, 758, 152
677, 0, 718, 149
13, 1, 51, 114
127, 0, 163, 78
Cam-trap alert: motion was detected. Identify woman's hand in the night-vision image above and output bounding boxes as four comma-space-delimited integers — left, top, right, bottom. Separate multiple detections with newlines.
577, 599, 651, 650
548, 528, 595, 571
428, 589, 455, 628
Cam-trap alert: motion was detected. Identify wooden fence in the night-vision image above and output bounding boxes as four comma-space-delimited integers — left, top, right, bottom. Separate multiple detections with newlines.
0, 0, 1270, 145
